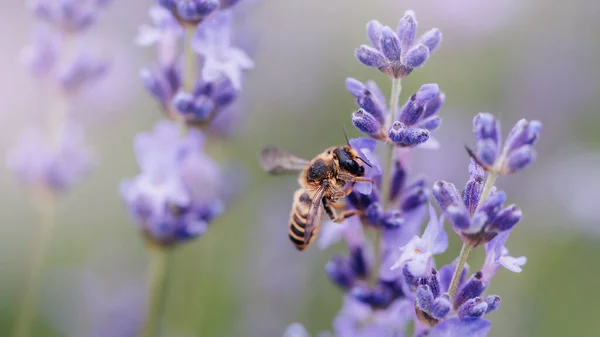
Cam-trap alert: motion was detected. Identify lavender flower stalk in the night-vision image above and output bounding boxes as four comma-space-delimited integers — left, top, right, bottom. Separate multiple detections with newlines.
130, 2, 253, 336
283, 8, 542, 337
8, 2, 111, 336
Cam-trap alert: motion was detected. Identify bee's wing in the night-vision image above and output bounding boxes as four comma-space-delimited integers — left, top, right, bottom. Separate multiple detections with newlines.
259, 146, 310, 174
304, 184, 327, 244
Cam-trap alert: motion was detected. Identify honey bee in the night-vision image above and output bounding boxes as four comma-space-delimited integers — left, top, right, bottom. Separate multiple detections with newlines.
259, 141, 374, 251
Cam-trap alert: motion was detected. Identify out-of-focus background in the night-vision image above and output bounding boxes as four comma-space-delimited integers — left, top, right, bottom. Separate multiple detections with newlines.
1, 1, 600, 336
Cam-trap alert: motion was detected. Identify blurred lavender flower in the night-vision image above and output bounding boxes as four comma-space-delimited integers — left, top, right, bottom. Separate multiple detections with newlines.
192, 10, 254, 90
427, 316, 491, 337
20, 26, 59, 77
7, 122, 94, 195
470, 113, 542, 175
155, 0, 231, 25
355, 10, 442, 78
31, 0, 112, 33
120, 121, 224, 246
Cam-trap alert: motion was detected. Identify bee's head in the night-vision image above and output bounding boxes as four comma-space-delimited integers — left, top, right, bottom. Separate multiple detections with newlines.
334, 145, 369, 176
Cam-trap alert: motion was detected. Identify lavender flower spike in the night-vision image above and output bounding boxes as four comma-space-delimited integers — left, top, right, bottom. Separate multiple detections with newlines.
390, 205, 448, 277
192, 10, 254, 90
120, 121, 224, 246
355, 10, 442, 78
470, 113, 542, 175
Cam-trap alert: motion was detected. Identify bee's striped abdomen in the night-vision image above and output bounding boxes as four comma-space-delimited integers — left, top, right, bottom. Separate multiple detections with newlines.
288, 189, 318, 251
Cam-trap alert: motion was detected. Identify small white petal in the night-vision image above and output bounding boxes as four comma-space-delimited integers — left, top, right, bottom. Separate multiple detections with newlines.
499, 255, 526, 273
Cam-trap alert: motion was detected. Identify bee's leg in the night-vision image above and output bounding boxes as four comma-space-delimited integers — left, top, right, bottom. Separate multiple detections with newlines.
337, 174, 375, 184
330, 201, 346, 210
322, 197, 360, 223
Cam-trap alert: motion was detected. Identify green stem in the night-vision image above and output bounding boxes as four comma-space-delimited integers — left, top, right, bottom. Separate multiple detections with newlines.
139, 245, 171, 337
13, 195, 55, 337
447, 171, 499, 298
370, 78, 402, 286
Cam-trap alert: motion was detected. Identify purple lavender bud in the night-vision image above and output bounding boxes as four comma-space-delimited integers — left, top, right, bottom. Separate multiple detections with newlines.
419, 28, 442, 52
389, 161, 406, 201
488, 205, 522, 232
484, 295, 501, 313
504, 146, 536, 174
325, 256, 355, 290
389, 123, 429, 146
388, 121, 407, 143
192, 96, 215, 120
173, 91, 195, 113
463, 178, 483, 216
504, 119, 542, 153
403, 265, 419, 290
140, 69, 169, 107
379, 26, 401, 62
357, 95, 385, 125
457, 297, 488, 320
431, 294, 452, 319
345, 77, 366, 97
454, 271, 485, 309
415, 84, 440, 106
212, 79, 237, 107
398, 96, 420, 125
475, 139, 498, 167
473, 113, 500, 143
365, 202, 383, 225
416, 285, 435, 313
426, 269, 442, 298
446, 205, 471, 230
401, 186, 429, 212
355, 45, 386, 68
477, 191, 506, 220
352, 109, 382, 136
422, 92, 445, 119
432, 180, 462, 210
351, 285, 392, 308
366, 20, 383, 48
397, 10, 417, 55
420, 116, 442, 131
381, 210, 404, 229
350, 247, 369, 278
402, 44, 429, 68
469, 159, 484, 180
177, 0, 219, 21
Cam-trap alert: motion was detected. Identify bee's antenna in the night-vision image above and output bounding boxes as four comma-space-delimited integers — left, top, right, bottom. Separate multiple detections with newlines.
342, 125, 350, 146
357, 156, 373, 168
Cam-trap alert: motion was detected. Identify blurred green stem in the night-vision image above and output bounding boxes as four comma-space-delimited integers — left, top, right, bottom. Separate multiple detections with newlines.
139, 244, 171, 337
447, 171, 498, 298
178, 26, 197, 136
370, 78, 402, 286
13, 193, 55, 337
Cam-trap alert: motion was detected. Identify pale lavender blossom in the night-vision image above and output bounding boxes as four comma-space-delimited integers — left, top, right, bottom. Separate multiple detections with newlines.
136, 6, 183, 67
120, 121, 224, 245
31, 0, 112, 33
427, 316, 491, 337
192, 10, 254, 90
480, 231, 526, 282
7, 122, 94, 194
20, 26, 59, 77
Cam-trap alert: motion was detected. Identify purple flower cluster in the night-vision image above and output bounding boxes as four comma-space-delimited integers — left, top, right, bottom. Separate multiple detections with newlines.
126, 1, 254, 245
8, 1, 111, 195
285, 9, 541, 337
138, 3, 252, 131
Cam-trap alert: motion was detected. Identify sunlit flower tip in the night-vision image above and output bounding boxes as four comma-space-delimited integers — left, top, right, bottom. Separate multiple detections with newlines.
429, 317, 491, 337
457, 297, 488, 320
504, 145, 536, 174
454, 271, 485, 309
176, 0, 219, 22
379, 26, 401, 61
504, 119, 542, 153
352, 109, 382, 136
397, 10, 417, 53
326, 256, 355, 290
416, 285, 434, 312
173, 91, 195, 113
345, 77, 366, 96
283, 323, 310, 337
402, 44, 429, 68
431, 294, 452, 319
415, 83, 440, 105
355, 45, 386, 68
420, 116, 442, 131
432, 180, 462, 210
419, 28, 442, 52
380, 210, 404, 229
488, 204, 522, 232
484, 295, 501, 314
366, 20, 383, 48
